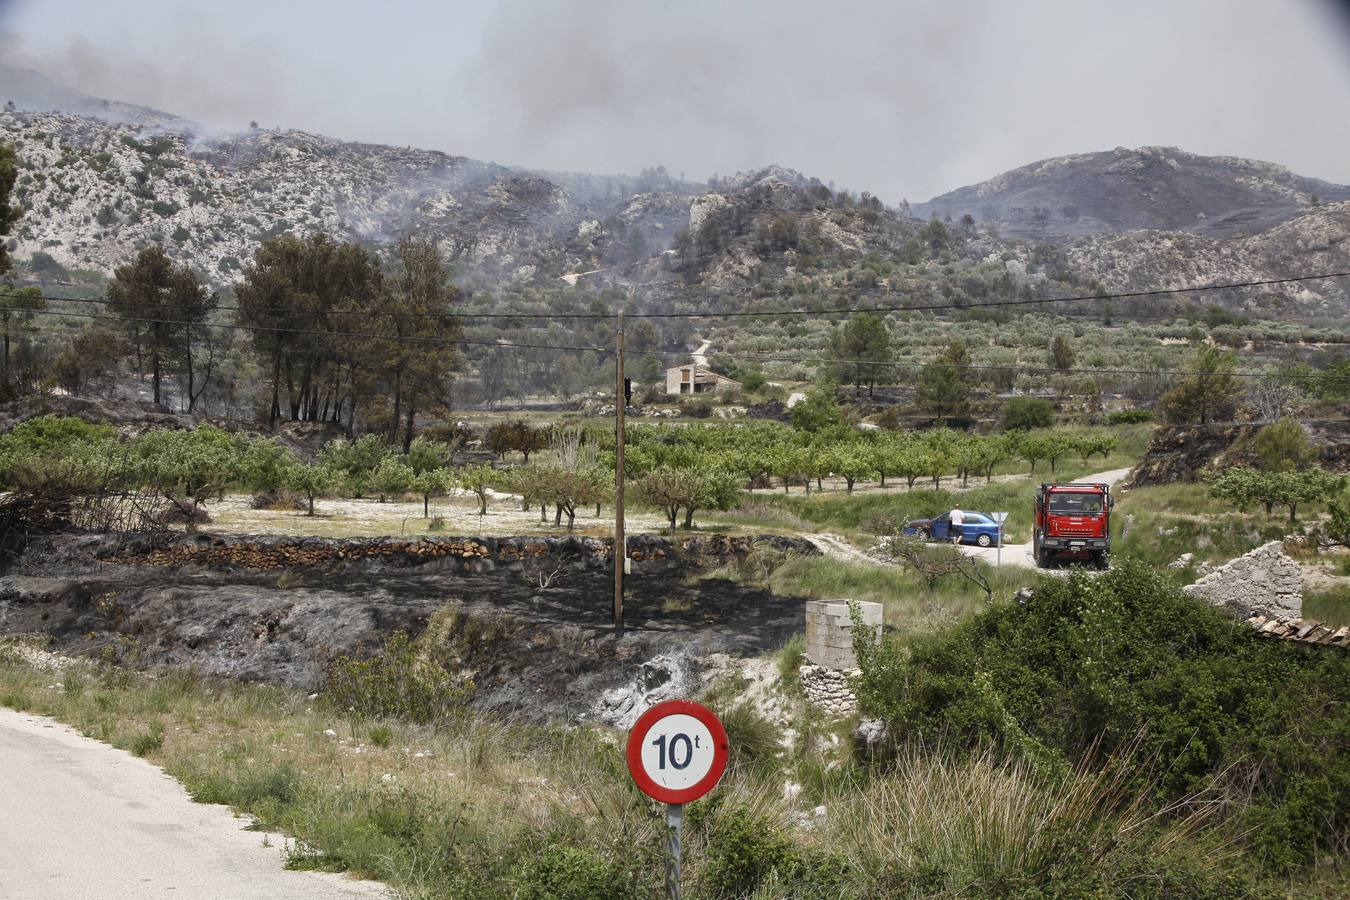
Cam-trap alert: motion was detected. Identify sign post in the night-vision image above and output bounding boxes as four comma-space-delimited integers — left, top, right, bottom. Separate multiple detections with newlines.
991, 511, 1009, 567
627, 700, 729, 899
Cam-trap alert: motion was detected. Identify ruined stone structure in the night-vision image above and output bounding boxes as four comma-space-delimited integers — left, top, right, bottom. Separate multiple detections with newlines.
800, 599, 883, 717
1182, 541, 1302, 619
1179, 541, 1346, 649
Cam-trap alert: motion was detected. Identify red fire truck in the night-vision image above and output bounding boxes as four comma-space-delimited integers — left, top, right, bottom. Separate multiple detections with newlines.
1033, 482, 1114, 569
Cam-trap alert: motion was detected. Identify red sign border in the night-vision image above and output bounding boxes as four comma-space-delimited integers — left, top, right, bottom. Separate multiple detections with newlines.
626, 699, 729, 805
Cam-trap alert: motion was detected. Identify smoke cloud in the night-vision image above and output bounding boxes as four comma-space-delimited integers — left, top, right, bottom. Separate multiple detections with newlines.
3, 0, 1349, 200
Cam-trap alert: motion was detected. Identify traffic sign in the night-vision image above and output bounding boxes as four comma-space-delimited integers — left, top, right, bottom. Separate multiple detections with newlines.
627, 700, 728, 805
991, 511, 1009, 565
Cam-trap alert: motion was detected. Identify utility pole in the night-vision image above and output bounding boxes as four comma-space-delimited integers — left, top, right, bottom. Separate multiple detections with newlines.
614, 309, 626, 634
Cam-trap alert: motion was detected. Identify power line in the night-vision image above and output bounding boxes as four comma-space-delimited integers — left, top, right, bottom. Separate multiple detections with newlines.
21, 308, 605, 354
15, 288, 586, 322
625, 271, 1350, 318
631, 345, 1320, 380
16, 308, 1327, 381
13, 269, 1350, 322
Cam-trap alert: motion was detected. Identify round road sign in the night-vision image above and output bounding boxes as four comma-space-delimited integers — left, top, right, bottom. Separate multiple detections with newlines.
626, 699, 729, 805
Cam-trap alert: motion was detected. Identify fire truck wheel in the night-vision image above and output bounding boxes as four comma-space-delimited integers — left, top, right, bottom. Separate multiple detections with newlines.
1093, 552, 1109, 571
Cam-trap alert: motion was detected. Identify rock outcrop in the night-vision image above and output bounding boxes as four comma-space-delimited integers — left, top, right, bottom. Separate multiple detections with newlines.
1131, 421, 1350, 488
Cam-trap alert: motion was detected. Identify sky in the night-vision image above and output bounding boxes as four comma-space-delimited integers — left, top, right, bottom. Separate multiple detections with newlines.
2, 0, 1349, 201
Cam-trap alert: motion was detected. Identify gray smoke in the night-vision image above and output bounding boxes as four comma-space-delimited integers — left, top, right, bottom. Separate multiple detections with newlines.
3, 0, 1349, 200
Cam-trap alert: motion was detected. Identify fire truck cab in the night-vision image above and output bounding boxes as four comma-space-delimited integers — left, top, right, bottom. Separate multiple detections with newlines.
1033, 482, 1114, 569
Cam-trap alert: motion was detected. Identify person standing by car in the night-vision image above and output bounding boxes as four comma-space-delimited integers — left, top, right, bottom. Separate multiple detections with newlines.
949, 507, 964, 544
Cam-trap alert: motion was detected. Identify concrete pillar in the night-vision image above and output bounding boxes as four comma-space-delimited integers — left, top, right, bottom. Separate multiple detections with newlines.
804, 599, 882, 671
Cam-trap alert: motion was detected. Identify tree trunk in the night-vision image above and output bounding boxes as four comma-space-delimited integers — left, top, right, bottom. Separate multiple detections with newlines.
554, 504, 562, 526
152, 349, 162, 406
423, 494, 430, 518
683, 507, 695, 529
269, 353, 282, 427
184, 328, 196, 412
390, 365, 403, 445
845, 477, 855, 494
402, 401, 416, 454
308, 494, 316, 516
3, 312, 10, 380
1288, 503, 1297, 523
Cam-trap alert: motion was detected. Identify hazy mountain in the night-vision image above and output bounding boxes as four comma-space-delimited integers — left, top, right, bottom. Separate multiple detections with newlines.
0, 65, 1346, 320
911, 146, 1350, 240
0, 62, 192, 130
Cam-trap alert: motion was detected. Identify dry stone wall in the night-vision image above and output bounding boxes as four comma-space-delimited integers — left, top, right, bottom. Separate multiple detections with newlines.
799, 665, 859, 716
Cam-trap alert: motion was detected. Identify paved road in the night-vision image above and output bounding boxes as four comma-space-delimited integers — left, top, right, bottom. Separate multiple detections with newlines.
957, 468, 1132, 569
0, 708, 388, 900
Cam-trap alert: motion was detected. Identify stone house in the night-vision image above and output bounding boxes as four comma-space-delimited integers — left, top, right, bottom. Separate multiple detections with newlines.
664, 362, 740, 395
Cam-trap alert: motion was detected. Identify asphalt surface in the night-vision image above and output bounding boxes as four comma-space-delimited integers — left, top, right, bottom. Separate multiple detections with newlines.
0, 708, 388, 900
956, 468, 1132, 569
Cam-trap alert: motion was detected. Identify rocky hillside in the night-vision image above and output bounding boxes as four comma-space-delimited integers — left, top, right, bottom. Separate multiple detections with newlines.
912, 146, 1350, 240
1, 106, 706, 287
1066, 201, 1350, 319
2, 65, 1348, 319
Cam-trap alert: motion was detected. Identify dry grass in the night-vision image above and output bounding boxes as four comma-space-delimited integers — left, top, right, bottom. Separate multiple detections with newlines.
819, 744, 1232, 893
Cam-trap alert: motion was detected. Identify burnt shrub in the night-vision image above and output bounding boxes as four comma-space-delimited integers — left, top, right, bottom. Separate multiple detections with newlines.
325, 631, 471, 725
854, 559, 1350, 870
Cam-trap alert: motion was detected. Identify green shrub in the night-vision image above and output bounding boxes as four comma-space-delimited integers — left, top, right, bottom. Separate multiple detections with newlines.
368, 724, 393, 748
1001, 396, 1055, 430
854, 559, 1350, 870
127, 721, 164, 756
518, 845, 635, 900
1107, 409, 1153, 425
0, 415, 116, 483
680, 397, 714, 419
716, 703, 780, 770
698, 806, 796, 897
187, 762, 300, 809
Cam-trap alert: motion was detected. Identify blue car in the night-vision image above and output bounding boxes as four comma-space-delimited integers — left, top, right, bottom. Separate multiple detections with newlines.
902, 512, 1002, 547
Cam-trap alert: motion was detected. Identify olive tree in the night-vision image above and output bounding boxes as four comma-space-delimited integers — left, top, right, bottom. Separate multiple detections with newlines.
131, 426, 242, 532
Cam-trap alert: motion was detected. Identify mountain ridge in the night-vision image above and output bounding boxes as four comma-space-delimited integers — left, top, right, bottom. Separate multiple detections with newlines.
911, 145, 1350, 241
1, 64, 1347, 320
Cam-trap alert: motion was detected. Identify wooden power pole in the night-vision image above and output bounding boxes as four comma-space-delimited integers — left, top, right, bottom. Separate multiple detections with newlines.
614, 309, 626, 634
